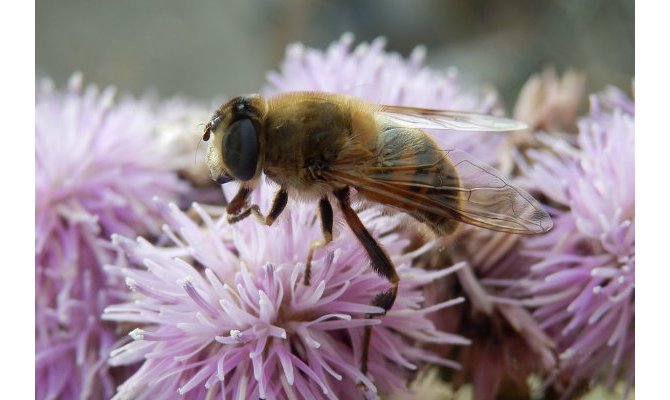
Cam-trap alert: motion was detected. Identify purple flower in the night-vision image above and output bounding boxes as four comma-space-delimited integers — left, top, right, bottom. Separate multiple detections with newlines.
103, 181, 468, 399
265, 33, 508, 165
36, 73, 188, 400
521, 87, 634, 394
420, 229, 556, 400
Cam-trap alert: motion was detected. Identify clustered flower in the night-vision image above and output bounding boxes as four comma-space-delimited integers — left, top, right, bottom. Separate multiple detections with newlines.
35, 35, 634, 399
103, 184, 468, 399
522, 87, 635, 395
35, 73, 188, 399
419, 229, 557, 400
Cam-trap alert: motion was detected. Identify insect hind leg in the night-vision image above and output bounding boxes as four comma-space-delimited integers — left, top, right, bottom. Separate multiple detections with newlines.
360, 282, 398, 375
333, 187, 400, 376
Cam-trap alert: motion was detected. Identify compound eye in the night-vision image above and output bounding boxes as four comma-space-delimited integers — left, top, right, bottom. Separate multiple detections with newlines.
222, 118, 259, 181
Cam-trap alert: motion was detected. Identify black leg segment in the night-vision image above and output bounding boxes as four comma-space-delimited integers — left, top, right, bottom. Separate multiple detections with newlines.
333, 187, 400, 376
227, 188, 288, 226
333, 187, 399, 289
263, 189, 289, 225
304, 197, 334, 285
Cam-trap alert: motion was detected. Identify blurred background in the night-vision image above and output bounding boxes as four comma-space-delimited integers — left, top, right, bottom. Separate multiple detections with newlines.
36, 0, 633, 108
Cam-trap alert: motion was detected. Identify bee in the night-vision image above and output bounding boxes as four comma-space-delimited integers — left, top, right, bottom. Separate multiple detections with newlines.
202, 91, 552, 374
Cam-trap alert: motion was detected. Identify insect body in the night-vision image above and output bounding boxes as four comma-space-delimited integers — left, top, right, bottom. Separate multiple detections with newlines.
202, 91, 552, 374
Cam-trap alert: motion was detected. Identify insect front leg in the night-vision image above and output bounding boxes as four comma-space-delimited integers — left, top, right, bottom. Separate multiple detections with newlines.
333, 187, 399, 376
227, 188, 288, 226
226, 186, 252, 216
303, 197, 334, 286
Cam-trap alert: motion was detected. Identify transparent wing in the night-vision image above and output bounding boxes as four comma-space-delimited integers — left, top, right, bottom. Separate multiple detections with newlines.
378, 104, 527, 132
325, 131, 551, 234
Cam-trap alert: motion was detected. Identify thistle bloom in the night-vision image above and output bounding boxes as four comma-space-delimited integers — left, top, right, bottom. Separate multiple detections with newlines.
265, 33, 507, 166
103, 182, 468, 399
420, 229, 556, 400
521, 87, 634, 394
36, 73, 187, 399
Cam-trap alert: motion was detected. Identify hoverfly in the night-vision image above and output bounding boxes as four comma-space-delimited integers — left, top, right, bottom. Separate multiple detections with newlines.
202, 91, 552, 374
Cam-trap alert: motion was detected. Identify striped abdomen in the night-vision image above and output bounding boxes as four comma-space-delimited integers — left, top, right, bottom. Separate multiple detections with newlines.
356, 124, 463, 235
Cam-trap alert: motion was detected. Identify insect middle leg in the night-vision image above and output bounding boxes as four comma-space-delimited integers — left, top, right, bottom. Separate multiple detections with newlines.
333, 187, 400, 375
303, 197, 334, 286
227, 187, 289, 226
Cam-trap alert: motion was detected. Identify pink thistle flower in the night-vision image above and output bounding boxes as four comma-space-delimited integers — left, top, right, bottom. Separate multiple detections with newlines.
419, 229, 556, 400
35, 73, 188, 400
521, 87, 634, 395
103, 182, 468, 400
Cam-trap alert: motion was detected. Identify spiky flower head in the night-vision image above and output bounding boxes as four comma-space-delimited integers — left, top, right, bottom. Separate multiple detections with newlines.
522, 87, 634, 394
418, 228, 556, 400
103, 182, 468, 400
35, 73, 187, 400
